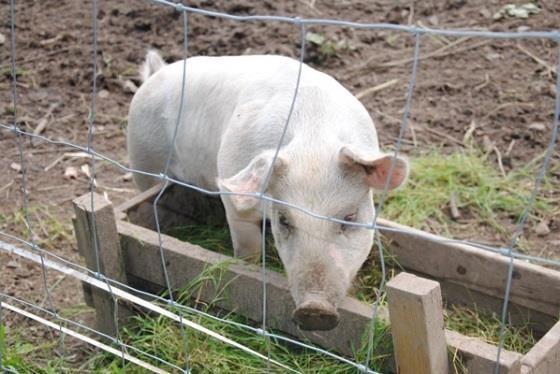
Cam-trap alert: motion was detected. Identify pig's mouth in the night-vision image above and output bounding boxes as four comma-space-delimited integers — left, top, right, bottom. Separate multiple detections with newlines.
292, 293, 340, 331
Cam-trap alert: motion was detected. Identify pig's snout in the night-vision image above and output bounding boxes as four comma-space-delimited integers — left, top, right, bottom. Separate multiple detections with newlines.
292, 293, 340, 331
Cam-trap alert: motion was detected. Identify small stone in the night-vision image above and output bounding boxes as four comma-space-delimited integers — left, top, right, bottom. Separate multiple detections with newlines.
97, 89, 110, 99
485, 52, 501, 61
492, 11, 503, 20
10, 162, 21, 172
482, 135, 494, 153
535, 220, 550, 236
122, 80, 138, 94
64, 166, 78, 179
480, 8, 492, 18
517, 26, 530, 32
80, 164, 91, 178
528, 123, 546, 132
0, 33, 5, 45
428, 15, 439, 26
7, 260, 19, 269
121, 172, 133, 182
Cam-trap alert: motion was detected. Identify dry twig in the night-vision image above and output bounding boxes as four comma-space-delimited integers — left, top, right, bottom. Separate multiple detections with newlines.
31, 103, 59, 146
516, 43, 556, 78
355, 79, 399, 100
493, 146, 507, 178
449, 192, 461, 220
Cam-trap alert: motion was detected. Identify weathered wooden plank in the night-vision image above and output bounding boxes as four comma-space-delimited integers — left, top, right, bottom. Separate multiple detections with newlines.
117, 219, 520, 368
73, 193, 130, 336
115, 183, 163, 216
386, 272, 448, 374
521, 320, 560, 374
118, 186, 560, 331
378, 218, 560, 324
439, 278, 555, 334
118, 219, 376, 356
446, 330, 522, 373
116, 183, 226, 231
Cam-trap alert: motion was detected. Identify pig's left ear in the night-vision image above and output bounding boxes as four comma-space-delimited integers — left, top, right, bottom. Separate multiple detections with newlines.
217, 152, 286, 212
339, 146, 409, 190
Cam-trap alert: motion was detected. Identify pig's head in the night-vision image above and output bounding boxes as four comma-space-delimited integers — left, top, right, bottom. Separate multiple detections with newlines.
218, 144, 408, 330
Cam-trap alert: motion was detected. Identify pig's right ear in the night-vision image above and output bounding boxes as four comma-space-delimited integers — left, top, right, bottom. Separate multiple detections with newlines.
339, 145, 409, 190
217, 153, 286, 212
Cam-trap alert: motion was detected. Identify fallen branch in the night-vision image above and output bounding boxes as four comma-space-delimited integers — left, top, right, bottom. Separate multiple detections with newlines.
44, 151, 103, 172
421, 125, 464, 146
0, 180, 14, 194
516, 43, 557, 78
355, 78, 399, 100
494, 146, 507, 178
31, 103, 59, 147
482, 102, 534, 120
0, 47, 73, 70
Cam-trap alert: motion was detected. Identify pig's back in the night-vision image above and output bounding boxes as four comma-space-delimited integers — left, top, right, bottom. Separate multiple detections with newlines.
129, 55, 375, 189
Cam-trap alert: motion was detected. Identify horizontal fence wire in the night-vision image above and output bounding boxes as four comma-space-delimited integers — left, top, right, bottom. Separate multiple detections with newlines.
149, 0, 560, 40
1, 122, 559, 268
0, 233, 377, 373
0, 239, 302, 373
1, 0, 559, 372
0, 296, 177, 374
1, 121, 558, 265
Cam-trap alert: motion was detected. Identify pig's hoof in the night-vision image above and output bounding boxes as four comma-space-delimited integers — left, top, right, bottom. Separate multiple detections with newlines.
292, 300, 340, 331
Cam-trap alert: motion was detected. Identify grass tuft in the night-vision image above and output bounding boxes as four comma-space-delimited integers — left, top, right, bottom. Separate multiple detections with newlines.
445, 304, 537, 354
88, 262, 393, 373
381, 148, 556, 241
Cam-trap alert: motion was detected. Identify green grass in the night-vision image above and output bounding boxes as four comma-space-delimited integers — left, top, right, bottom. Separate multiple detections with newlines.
381, 148, 557, 240
446, 304, 537, 354
167, 224, 286, 273
0, 324, 64, 374
3, 149, 550, 372
88, 262, 393, 373
7, 206, 73, 251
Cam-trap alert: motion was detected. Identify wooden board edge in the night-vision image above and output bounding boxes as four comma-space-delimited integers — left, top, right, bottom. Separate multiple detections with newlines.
117, 218, 523, 368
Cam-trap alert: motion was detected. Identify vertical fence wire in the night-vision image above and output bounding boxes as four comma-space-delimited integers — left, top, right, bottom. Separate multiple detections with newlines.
363, 31, 422, 371
86, 0, 127, 366
151, 8, 190, 372
494, 42, 560, 373
8, 0, 66, 359
257, 20, 306, 373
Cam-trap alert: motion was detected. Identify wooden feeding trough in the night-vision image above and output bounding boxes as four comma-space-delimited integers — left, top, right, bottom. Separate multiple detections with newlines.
73, 184, 560, 373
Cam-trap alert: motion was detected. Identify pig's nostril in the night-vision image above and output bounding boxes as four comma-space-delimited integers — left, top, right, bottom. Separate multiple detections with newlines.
292, 299, 340, 331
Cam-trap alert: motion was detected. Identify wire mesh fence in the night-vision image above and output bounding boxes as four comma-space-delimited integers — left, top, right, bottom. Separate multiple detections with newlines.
1, 0, 559, 373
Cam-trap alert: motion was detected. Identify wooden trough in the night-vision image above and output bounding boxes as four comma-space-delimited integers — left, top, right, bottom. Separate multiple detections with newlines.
73, 184, 560, 373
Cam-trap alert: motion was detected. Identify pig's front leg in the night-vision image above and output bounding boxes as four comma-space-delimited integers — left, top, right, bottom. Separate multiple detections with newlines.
222, 197, 262, 261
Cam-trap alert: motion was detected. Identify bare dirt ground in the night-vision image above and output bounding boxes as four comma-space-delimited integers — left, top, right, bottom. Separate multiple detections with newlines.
1, 0, 559, 367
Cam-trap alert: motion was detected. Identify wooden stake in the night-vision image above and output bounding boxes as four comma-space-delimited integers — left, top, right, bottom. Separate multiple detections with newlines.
387, 272, 448, 374
73, 192, 129, 336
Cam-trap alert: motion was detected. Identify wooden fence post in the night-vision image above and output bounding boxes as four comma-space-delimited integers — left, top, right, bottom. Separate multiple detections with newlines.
73, 192, 129, 336
521, 320, 560, 373
387, 272, 449, 374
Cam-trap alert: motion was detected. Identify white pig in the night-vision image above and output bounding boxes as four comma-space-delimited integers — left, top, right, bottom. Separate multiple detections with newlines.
127, 51, 408, 330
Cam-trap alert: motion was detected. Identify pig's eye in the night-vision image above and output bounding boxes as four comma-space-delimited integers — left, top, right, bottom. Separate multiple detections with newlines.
279, 213, 292, 233
341, 213, 357, 233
